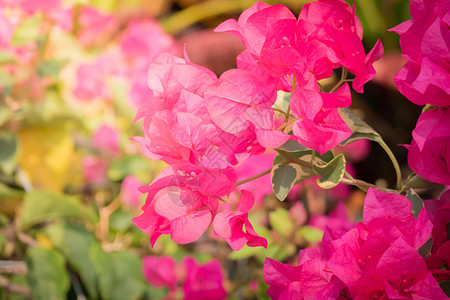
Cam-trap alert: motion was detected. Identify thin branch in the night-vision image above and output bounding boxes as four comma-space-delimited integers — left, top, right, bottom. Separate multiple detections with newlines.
0, 261, 27, 274
236, 168, 272, 187
340, 178, 400, 194
0, 274, 31, 297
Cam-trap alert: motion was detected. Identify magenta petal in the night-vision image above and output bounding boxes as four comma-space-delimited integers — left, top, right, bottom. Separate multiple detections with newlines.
255, 129, 289, 149
170, 209, 212, 244
363, 188, 415, 229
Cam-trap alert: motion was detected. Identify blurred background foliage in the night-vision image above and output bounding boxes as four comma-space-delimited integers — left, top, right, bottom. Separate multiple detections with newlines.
0, 0, 422, 299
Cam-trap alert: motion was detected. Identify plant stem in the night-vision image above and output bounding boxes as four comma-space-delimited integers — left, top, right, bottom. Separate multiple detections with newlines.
378, 140, 402, 190
235, 167, 273, 186
340, 178, 400, 194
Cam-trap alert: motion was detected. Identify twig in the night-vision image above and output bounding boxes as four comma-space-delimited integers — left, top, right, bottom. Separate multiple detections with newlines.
0, 274, 31, 297
0, 261, 27, 274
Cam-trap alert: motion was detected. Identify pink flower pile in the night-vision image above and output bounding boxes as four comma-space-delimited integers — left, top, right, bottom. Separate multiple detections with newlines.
264, 188, 448, 299
392, 0, 450, 185
133, 0, 382, 250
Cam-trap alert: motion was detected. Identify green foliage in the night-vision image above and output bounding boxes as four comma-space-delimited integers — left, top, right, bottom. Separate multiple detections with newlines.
313, 154, 346, 189
11, 15, 42, 46
45, 223, 100, 299
26, 247, 70, 300
297, 226, 323, 243
90, 246, 146, 300
20, 190, 97, 229
269, 208, 294, 236
405, 189, 424, 220
271, 164, 298, 201
0, 131, 18, 175
338, 107, 383, 145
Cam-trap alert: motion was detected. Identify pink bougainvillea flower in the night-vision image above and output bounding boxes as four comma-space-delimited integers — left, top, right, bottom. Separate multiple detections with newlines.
82, 156, 108, 184
77, 6, 118, 47
424, 190, 450, 282
214, 1, 297, 56
263, 258, 302, 299
142, 255, 178, 291
264, 188, 440, 299
407, 107, 450, 185
182, 257, 227, 300
74, 50, 123, 101
205, 68, 288, 149
362, 188, 433, 250
424, 190, 450, 252
93, 124, 120, 155
120, 19, 178, 72
121, 175, 144, 209
0, 11, 14, 48
391, 0, 450, 106
299, 0, 383, 92
213, 190, 267, 250
132, 165, 236, 246
291, 83, 352, 154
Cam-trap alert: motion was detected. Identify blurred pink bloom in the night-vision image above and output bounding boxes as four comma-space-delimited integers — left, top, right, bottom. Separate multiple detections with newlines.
289, 202, 308, 227
182, 257, 227, 300
335, 139, 371, 163
93, 124, 120, 155
407, 107, 450, 185
391, 0, 450, 106
77, 7, 118, 47
0, 11, 14, 48
308, 202, 355, 233
74, 50, 123, 101
82, 156, 107, 184
143, 255, 178, 291
121, 175, 143, 209
120, 19, 178, 72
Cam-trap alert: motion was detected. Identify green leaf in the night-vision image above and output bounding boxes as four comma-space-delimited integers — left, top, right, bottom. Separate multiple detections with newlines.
402, 173, 438, 191
11, 15, 42, 46
110, 209, 133, 232
108, 155, 151, 181
338, 107, 383, 145
20, 190, 85, 229
0, 131, 18, 175
271, 164, 298, 201
0, 70, 13, 95
313, 154, 346, 189
0, 106, 13, 127
228, 244, 261, 260
90, 246, 145, 300
269, 208, 294, 236
0, 182, 24, 199
272, 150, 313, 166
418, 238, 433, 258
297, 226, 323, 243
38, 60, 64, 78
45, 223, 99, 299
0, 51, 15, 64
26, 247, 70, 300
276, 140, 310, 152
406, 189, 424, 220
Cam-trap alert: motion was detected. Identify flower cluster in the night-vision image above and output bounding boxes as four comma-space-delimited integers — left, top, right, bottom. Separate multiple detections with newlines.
264, 188, 447, 299
133, 0, 382, 250
392, 0, 450, 185
142, 255, 227, 300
